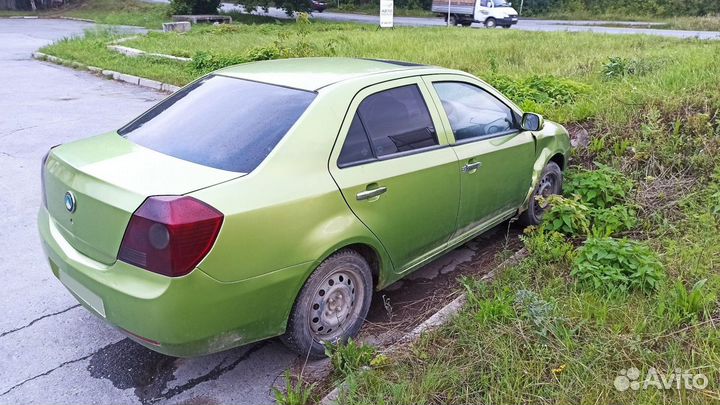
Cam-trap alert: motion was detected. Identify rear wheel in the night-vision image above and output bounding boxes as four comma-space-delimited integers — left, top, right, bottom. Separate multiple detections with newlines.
282, 249, 373, 359
461, 21, 472, 27
519, 162, 563, 226
448, 14, 458, 26
484, 17, 496, 28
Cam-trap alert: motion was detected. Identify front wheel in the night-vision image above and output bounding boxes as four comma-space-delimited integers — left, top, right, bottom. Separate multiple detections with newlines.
519, 161, 563, 226
484, 17, 496, 28
282, 249, 373, 358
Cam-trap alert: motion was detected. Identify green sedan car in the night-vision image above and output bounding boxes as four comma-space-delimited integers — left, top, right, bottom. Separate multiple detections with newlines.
38, 57, 570, 358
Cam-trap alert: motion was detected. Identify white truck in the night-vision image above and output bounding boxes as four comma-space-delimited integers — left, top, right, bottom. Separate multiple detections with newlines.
432, 0, 519, 28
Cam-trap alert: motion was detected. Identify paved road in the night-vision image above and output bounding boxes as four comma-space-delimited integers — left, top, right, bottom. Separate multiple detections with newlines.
242, 4, 720, 39
0, 19, 297, 405
142, 0, 720, 39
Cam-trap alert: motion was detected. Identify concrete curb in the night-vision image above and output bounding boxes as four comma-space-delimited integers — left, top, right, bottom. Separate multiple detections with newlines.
319, 248, 529, 404
5, 15, 94, 22
107, 44, 192, 63
32, 51, 180, 93
58, 16, 96, 23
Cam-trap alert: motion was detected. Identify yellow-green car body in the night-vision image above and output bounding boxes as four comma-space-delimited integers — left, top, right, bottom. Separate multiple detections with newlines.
38, 58, 570, 357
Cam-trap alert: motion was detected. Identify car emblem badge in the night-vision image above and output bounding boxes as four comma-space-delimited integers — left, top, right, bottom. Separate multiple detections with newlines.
64, 191, 76, 213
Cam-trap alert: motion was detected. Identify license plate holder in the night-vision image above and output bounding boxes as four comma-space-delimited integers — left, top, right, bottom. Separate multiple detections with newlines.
59, 271, 106, 318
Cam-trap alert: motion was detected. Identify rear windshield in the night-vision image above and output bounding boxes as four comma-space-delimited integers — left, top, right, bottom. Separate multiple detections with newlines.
118, 75, 316, 173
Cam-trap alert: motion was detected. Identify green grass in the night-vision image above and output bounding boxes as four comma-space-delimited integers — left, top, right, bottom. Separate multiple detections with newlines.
0, 0, 282, 29
0, 0, 171, 28
42, 22, 720, 126
527, 12, 720, 31
39, 19, 720, 404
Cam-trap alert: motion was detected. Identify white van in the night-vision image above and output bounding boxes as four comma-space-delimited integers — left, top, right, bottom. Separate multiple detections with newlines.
431, 0, 519, 28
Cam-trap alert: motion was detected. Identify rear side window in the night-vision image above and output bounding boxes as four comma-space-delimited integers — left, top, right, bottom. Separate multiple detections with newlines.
119, 75, 316, 173
358, 85, 437, 157
338, 113, 373, 167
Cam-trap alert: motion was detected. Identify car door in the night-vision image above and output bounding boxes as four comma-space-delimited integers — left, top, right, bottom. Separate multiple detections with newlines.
329, 78, 461, 274
423, 75, 535, 241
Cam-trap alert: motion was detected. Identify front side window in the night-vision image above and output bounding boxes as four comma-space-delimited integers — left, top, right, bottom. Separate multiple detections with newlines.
119, 75, 316, 173
433, 82, 518, 142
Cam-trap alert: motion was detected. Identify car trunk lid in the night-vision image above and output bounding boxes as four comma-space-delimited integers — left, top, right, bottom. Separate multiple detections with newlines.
43, 133, 242, 265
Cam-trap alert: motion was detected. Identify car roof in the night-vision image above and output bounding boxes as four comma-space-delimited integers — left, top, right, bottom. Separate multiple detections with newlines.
215, 57, 441, 91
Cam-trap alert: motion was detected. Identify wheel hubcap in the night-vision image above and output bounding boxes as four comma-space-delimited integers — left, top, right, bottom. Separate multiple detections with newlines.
308, 269, 362, 341
534, 173, 557, 214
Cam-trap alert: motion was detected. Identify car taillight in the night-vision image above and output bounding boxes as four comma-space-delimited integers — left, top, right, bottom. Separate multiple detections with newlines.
118, 196, 223, 277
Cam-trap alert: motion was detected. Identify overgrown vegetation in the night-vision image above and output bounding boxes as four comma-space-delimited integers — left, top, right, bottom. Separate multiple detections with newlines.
0, 0, 171, 29
338, 170, 720, 403
520, 0, 720, 17
38, 16, 720, 404
169, 0, 220, 15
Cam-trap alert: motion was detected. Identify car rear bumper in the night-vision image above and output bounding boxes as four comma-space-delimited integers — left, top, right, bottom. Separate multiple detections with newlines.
38, 208, 307, 357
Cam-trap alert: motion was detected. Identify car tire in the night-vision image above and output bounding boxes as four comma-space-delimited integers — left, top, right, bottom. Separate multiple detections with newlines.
448, 14, 458, 26
519, 161, 563, 226
461, 21, 472, 27
485, 17, 496, 28
281, 249, 373, 359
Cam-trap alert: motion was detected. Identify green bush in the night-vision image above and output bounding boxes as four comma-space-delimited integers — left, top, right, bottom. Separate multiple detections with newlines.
521, 227, 575, 262
169, 0, 220, 15
514, 289, 562, 338
488, 75, 590, 111
190, 30, 320, 73
325, 338, 377, 377
601, 57, 660, 80
590, 205, 638, 237
656, 279, 716, 326
540, 195, 591, 236
564, 164, 634, 209
461, 278, 516, 325
272, 371, 315, 405
572, 237, 665, 294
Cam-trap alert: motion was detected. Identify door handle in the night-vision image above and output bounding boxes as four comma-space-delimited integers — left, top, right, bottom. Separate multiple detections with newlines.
356, 186, 387, 201
462, 162, 482, 174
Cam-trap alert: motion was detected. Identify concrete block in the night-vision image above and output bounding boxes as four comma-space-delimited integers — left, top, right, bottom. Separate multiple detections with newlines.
87, 66, 102, 73
161, 83, 181, 93
107, 45, 145, 58
138, 77, 163, 90
162, 21, 191, 33
113, 72, 140, 86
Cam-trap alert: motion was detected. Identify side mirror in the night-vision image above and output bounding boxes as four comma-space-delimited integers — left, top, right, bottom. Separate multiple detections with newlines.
521, 112, 544, 131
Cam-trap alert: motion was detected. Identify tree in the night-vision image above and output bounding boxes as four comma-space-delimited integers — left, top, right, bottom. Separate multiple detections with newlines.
170, 0, 221, 14
239, 0, 313, 17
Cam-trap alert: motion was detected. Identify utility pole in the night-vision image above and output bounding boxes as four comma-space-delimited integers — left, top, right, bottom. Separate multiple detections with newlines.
447, 0, 451, 26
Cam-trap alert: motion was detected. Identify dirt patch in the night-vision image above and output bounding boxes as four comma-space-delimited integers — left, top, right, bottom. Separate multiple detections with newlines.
360, 222, 521, 347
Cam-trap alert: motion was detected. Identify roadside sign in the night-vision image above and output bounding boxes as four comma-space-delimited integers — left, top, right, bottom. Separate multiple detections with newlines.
379, 0, 394, 28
